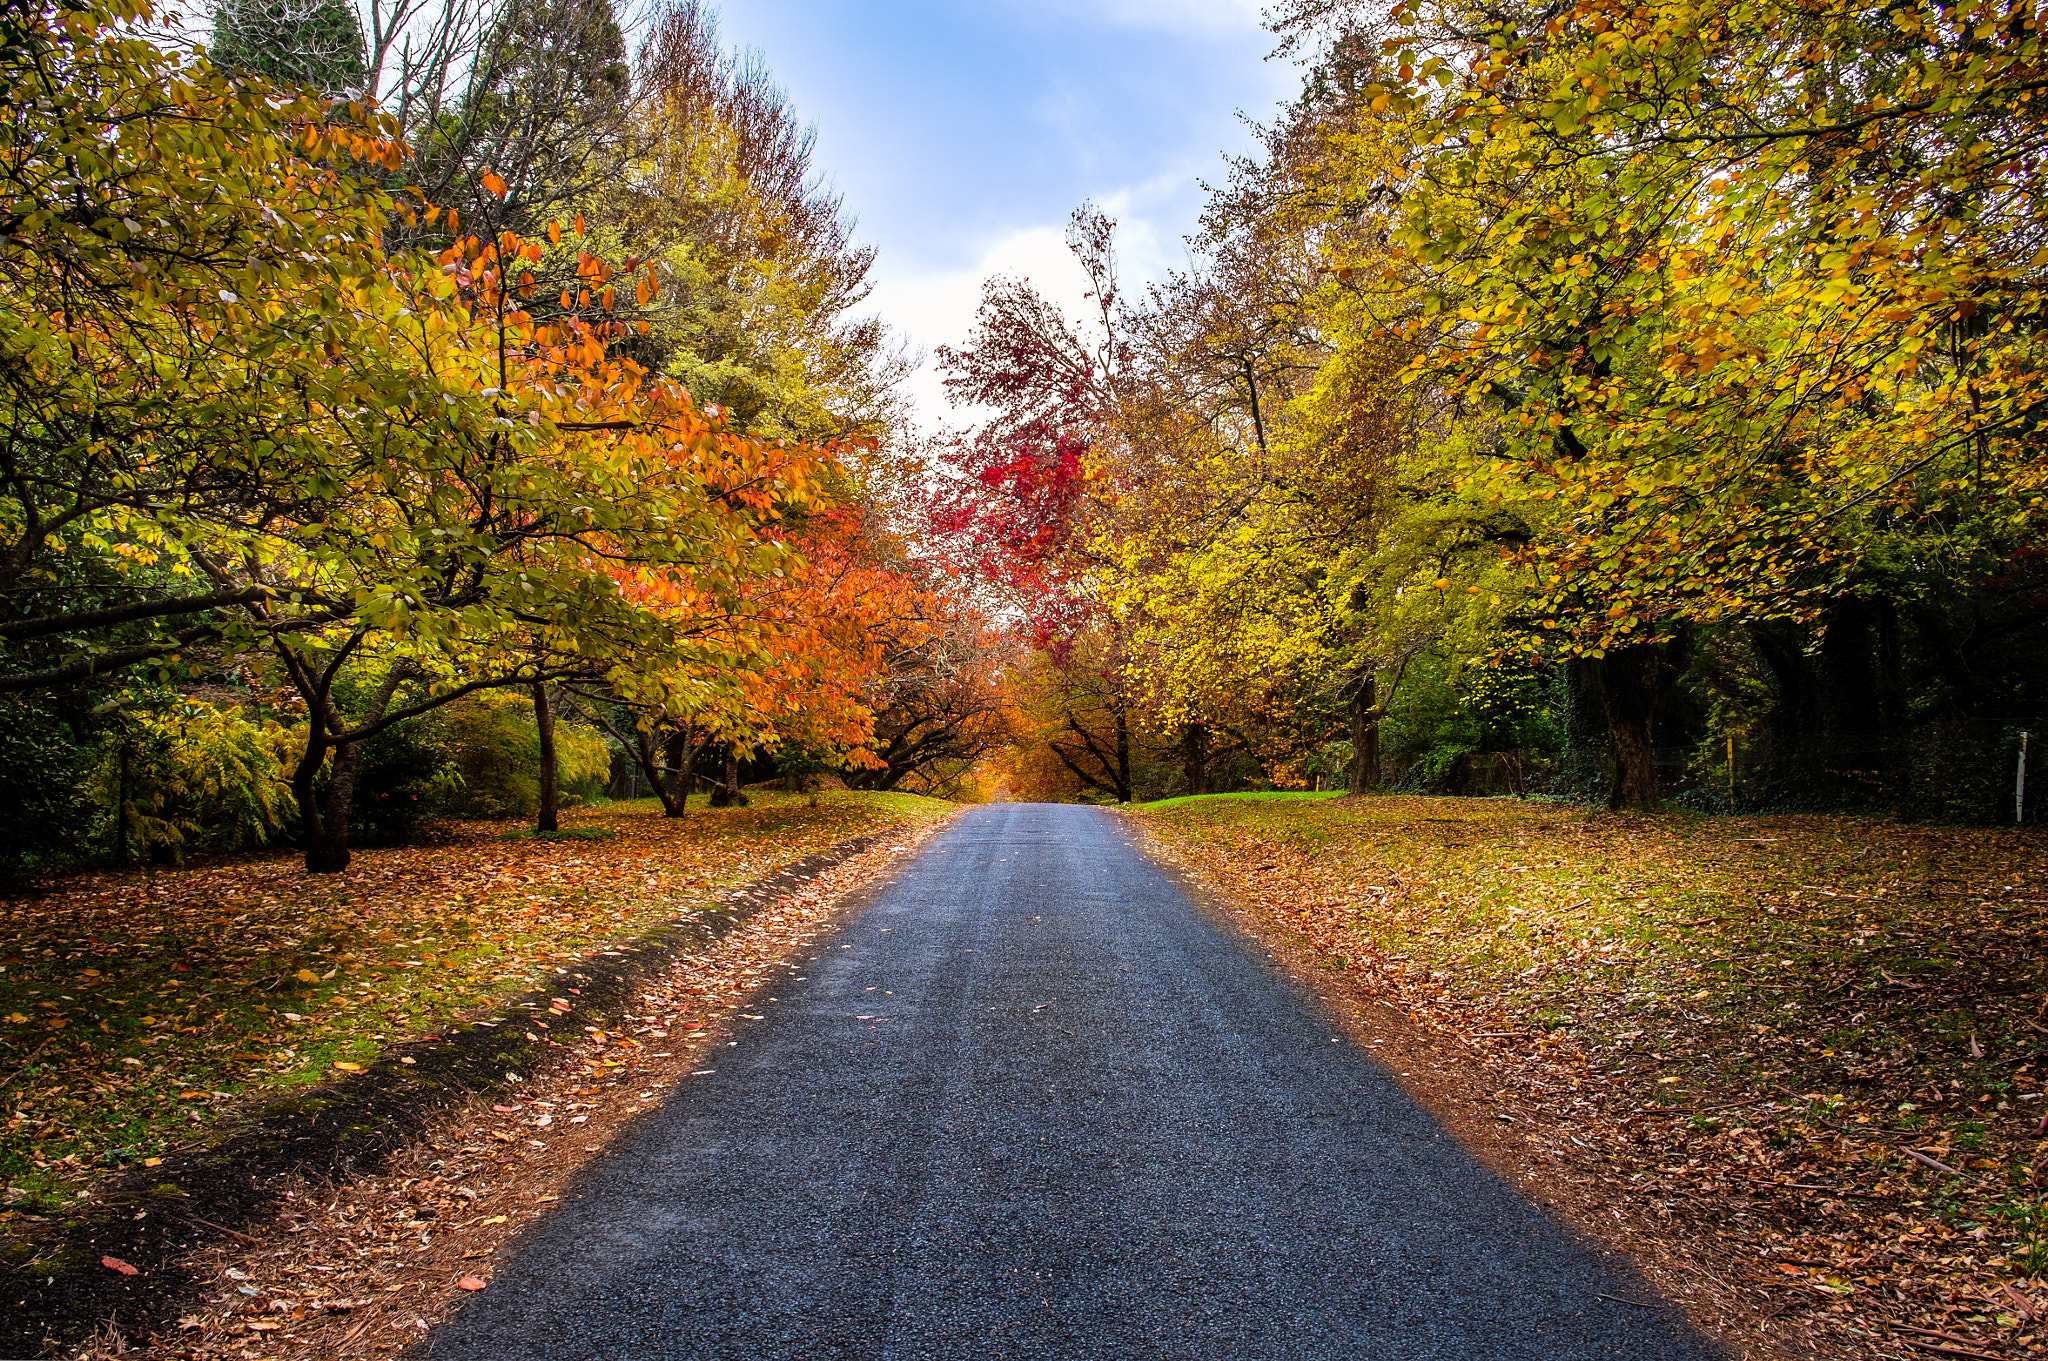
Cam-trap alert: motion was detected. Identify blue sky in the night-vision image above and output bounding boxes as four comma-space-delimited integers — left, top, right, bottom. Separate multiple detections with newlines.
709, 0, 1301, 424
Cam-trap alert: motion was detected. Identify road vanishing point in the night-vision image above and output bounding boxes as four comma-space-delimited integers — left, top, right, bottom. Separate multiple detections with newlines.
422, 803, 1711, 1360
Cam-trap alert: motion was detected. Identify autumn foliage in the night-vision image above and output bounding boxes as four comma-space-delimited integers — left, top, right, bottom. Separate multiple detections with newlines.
0, 0, 952, 872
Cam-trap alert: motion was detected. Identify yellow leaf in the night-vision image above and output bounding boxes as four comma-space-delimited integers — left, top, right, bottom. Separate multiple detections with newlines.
295, 968, 321, 983
332, 1061, 362, 1072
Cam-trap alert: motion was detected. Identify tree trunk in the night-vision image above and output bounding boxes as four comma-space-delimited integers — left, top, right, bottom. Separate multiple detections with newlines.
533, 681, 558, 833
1181, 722, 1211, 797
1562, 655, 1608, 802
1113, 703, 1132, 803
709, 743, 748, 807
1347, 671, 1381, 793
294, 660, 414, 874
624, 724, 683, 817
310, 740, 365, 872
1599, 642, 1664, 811
115, 741, 131, 867
660, 724, 695, 817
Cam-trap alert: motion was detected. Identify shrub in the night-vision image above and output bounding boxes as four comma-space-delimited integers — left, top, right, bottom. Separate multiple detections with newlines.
89, 694, 298, 862
0, 695, 90, 873
440, 693, 610, 819
351, 709, 462, 844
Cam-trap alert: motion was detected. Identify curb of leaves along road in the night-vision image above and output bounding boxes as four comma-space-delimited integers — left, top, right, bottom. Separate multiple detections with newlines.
2, 821, 945, 1359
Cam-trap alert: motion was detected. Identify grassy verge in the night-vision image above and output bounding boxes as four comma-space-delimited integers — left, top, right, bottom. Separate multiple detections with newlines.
1136, 792, 2048, 1358
0, 790, 953, 1211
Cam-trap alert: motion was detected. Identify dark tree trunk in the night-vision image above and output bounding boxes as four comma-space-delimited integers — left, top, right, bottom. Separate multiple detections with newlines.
1113, 702, 1132, 803
115, 742, 131, 867
312, 741, 365, 871
709, 742, 749, 807
294, 661, 412, 874
660, 724, 695, 817
1751, 618, 1823, 798
1181, 722, 1211, 797
1347, 671, 1381, 793
628, 724, 682, 817
1563, 655, 1608, 801
1050, 708, 1135, 803
1599, 642, 1665, 811
1820, 595, 1883, 745
533, 681, 558, 833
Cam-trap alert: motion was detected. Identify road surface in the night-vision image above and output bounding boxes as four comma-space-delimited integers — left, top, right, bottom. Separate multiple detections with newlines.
422, 803, 1710, 1360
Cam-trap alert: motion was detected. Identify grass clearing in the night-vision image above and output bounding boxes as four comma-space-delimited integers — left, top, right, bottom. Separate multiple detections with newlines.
0, 790, 952, 1212
1137, 792, 2048, 1357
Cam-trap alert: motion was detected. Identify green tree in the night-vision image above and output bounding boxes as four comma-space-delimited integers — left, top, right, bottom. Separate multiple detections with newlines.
207, 0, 367, 96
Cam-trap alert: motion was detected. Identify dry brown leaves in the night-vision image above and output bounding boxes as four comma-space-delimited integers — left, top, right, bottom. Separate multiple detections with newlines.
91, 813, 953, 1360
1134, 794, 2048, 1361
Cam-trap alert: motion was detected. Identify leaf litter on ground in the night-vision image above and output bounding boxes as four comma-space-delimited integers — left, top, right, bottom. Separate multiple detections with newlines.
1134, 793, 2048, 1361
0, 791, 951, 1213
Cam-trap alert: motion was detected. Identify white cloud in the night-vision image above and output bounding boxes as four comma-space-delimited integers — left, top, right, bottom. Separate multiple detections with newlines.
1007, 0, 1268, 38
865, 178, 1205, 432
867, 225, 1091, 431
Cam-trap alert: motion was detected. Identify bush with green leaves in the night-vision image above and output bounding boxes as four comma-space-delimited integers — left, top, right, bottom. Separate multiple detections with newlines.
351, 709, 464, 844
0, 695, 90, 874
440, 693, 610, 819
89, 693, 298, 863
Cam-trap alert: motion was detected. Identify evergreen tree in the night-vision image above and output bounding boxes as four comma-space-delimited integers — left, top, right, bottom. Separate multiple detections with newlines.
208, 0, 367, 97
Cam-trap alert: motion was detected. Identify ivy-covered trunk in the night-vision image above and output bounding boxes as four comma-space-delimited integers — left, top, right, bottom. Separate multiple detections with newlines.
1347, 671, 1381, 793
1599, 642, 1664, 811
1181, 722, 1211, 797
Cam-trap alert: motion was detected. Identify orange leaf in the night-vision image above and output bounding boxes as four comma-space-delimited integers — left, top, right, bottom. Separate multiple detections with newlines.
481, 170, 509, 199
548, 220, 563, 245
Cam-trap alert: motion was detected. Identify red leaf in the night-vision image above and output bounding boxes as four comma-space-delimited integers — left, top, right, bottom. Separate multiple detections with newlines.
457, 1276, 487, 1291
101, 1256, 139, 1276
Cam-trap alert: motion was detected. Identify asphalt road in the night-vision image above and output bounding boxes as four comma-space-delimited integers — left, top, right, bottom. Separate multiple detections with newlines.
422, 803, 1711, 1360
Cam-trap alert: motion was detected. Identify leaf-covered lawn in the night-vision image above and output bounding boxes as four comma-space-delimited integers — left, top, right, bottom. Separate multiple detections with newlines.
0, 792, 951, 1209
1137, 793, 2048, 1359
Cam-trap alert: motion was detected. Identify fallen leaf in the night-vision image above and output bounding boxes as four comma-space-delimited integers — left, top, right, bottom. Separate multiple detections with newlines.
456, 1276, 488, 1291
101, 1256, 139, 1276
